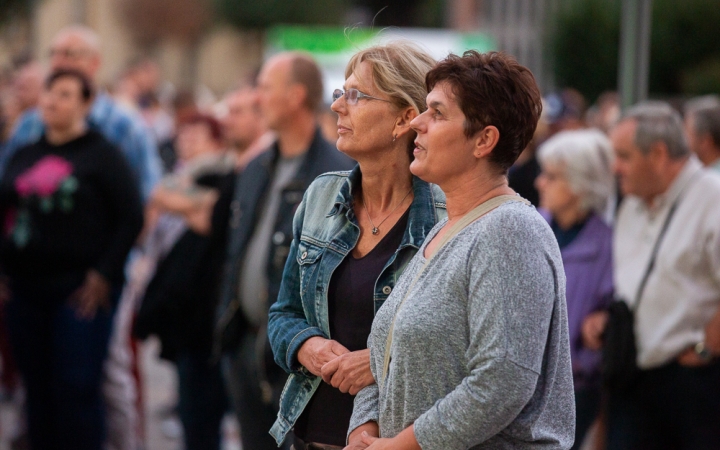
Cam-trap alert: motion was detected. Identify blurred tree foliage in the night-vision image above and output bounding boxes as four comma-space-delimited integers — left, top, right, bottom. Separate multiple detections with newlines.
551, 0, 619, 104
552, 0, 720, 102
0, 0, 35, 24
213, 0, 445, 29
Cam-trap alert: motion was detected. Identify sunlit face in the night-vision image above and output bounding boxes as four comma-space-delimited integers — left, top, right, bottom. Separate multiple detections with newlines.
222, 90, 262, 148
535, 163, 581, 218
610, 119, 656, 199
330, 61, 400, 159
49, 33, 100, 78
409, 81, 477, 187
40, 76, 90, 131
256, 56, 295, 131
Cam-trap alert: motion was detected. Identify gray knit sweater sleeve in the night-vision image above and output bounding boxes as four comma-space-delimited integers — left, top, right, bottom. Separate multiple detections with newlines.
350, 201, 575, 449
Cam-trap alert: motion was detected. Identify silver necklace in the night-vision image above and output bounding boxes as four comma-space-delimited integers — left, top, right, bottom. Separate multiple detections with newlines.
362, 188, 413, 235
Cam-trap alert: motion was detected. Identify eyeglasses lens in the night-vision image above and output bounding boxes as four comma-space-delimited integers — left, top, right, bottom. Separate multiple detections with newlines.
346, 89, 358, 105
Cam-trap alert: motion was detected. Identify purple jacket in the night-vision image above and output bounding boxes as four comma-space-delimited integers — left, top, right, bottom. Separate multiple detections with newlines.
541, 210, 613, 390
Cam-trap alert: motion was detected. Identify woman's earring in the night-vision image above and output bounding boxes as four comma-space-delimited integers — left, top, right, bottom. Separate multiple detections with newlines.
392, 134, 397, 143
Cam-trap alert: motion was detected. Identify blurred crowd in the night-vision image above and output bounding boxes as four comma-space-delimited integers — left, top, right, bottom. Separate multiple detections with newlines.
0, 23, 719, 450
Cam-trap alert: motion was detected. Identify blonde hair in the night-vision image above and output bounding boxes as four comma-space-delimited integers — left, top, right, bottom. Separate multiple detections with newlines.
346, 41, 435, 155
346, 41, 435, 114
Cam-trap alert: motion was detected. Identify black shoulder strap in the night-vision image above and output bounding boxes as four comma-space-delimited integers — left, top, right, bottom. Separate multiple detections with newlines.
632, 170, 700, 310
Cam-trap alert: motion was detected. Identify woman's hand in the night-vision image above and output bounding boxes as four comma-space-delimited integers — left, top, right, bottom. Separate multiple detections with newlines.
582, 310, 609, 350
360, 427, 421, 450
297, 336, 349, 377
321, 348, 375, 395
344, 422, 378, 450
70, 270, 111, 320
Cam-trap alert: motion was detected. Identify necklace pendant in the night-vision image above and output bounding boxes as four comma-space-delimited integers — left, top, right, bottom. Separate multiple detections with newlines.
372, 227, 379, 235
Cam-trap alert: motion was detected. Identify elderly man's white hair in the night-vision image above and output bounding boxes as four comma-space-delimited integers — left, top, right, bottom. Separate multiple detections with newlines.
537, 128, 616, 222
54, 24, 102, 53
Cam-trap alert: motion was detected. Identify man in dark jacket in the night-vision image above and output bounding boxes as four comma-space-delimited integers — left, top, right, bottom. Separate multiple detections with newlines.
215, 52, 354, 450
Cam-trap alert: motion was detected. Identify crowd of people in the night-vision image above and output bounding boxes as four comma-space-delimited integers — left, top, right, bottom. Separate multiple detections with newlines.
0, 22, 719, 450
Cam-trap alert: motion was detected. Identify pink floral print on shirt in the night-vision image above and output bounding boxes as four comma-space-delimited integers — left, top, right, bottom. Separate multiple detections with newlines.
8, 155, 78, 247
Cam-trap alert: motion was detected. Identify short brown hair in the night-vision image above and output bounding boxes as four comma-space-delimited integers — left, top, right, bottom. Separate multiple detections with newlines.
46, 69, 95, 103
289, 53, 324, 113
185, 113, 223, 143
426, 51, 542, 172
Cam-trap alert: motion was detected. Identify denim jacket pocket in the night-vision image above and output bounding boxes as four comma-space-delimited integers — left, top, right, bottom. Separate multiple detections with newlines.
296, 240, 325, 299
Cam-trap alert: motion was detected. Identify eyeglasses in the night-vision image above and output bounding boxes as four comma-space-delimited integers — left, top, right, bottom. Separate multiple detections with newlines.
48, 48, 92, 60
332, 88, 390, 105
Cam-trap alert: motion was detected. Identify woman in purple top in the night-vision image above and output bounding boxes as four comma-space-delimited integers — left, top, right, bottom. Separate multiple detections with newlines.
535, 128, 615, 449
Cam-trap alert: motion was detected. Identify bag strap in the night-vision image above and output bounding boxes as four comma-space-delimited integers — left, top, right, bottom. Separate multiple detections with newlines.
631, 170, 700, 310
380, 194, 529, 386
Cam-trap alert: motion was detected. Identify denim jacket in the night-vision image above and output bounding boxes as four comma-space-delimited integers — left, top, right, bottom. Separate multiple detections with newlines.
267, 166, 446, 443
215, 128, 354, 354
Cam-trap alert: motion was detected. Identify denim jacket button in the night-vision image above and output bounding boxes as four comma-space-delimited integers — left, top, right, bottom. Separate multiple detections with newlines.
382, 286, 392, 295
301, 251, 308, 260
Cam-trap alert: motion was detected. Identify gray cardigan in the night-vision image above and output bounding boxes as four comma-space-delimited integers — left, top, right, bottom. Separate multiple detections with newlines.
349, 202, 575, 449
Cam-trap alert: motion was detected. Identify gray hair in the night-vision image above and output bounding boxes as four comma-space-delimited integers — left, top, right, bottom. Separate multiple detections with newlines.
622, 101, 689, 159
537, 128, 616, 218
689, 105, 720, 148
54, 25, 102, 54
684, 95, 720, 116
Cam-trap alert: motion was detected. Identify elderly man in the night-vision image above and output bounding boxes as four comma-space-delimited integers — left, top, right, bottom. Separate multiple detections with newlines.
584, 102, 720, 449
684, 98, 720, 172
2, 25, 161, 450
214, 53, 354, 449
1, 25, 161, 197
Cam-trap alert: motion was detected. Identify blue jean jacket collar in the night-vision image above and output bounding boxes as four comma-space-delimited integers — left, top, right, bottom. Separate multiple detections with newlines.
328, 164, 444, 251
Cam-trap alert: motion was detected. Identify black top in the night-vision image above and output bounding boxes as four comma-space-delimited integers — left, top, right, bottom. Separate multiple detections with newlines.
508, 155, 540, 207
551, 217, 588, 249
294, 208, 409, 445
134, 171, 235, 361
0, 130, 143, 298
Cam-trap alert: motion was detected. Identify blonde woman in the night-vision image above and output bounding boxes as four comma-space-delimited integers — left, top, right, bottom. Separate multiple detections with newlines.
267, 42, 446, 449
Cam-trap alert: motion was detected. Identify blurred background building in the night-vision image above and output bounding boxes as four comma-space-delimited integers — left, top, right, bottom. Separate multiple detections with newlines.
1, 0, 719, 116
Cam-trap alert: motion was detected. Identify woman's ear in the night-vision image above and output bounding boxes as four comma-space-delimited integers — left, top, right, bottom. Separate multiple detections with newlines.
393, 106, 419, 139
473, 125, 500, 159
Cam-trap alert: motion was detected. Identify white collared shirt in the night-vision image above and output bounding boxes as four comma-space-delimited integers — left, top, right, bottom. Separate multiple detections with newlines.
614, 157, 720, 368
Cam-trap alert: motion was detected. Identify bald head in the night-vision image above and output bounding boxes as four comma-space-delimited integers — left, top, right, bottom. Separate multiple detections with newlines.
49, 25, 102, 79
256, 52, 323, 132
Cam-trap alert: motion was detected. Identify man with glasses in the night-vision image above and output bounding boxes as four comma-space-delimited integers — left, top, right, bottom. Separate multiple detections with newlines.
214, 52, 353, 449
0, 25, 161, 450
0, 25, 161, 199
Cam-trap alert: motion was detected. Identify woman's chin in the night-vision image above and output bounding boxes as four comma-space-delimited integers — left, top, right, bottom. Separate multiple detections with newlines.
409, 159, 428, 179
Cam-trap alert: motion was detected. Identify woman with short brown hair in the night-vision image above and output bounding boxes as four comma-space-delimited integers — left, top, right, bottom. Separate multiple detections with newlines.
347, 51, 575, 450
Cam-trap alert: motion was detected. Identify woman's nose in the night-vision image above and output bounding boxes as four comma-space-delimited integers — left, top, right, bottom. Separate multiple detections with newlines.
331, 96, 345, 114
410, 114, 425, 132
